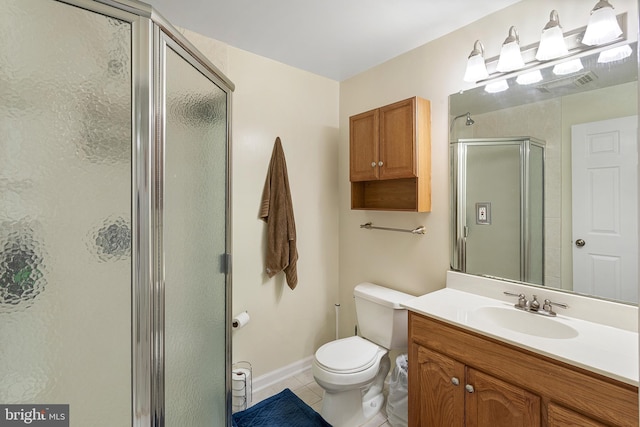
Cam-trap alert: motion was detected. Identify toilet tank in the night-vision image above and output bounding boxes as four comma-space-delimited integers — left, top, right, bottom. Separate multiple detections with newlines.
354, 282, 414, 350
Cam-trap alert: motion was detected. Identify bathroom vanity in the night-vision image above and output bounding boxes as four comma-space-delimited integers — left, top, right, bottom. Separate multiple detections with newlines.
404, 273, 639, 426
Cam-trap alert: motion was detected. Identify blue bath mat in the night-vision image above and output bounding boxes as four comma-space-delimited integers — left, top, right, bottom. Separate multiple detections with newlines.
232, 388, 332, 427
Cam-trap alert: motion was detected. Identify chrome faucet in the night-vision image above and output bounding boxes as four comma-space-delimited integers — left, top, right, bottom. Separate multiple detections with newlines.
504, 291, 567, 317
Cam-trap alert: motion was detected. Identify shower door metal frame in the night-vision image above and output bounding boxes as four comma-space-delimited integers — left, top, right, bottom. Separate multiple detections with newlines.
149, 17, 234, 427
153, 27, 234, 427
49, 1, 234, 426
450, 137, 545, 284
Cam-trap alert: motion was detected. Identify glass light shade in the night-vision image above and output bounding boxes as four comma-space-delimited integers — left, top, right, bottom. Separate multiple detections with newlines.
484, 80, 509, 93
552, 58, 584, 75
496, 42, 525, 72
464, 54, 489, 82
582, 3, 623, 46
536, 26, 568, 60
516, 70, 543, 85
597, 44, 632, 63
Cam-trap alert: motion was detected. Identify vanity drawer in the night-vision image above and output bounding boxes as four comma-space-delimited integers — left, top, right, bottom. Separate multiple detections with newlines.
409, 312, 638, 427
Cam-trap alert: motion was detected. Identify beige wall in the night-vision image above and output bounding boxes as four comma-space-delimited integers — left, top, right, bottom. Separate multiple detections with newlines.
182, 30, 341, 377
180, 0, 638, 377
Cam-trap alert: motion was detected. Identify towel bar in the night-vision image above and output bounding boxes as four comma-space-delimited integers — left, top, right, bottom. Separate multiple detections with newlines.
359, 222, 425, 235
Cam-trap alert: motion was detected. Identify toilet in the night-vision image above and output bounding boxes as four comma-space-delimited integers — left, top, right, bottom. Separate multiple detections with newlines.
312, 282, 414, 427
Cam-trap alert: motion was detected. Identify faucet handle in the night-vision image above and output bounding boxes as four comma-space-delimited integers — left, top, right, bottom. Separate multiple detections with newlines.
542, 299, 568, 316
503, 291, 527, 309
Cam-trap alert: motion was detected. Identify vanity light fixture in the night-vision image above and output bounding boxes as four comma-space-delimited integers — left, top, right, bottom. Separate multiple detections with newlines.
597, 43, 632, 63
516, 69, 543, 85
463, 40, 489, 82
461, 6, 628, 86
582, 0, 623, 46
496, 26, 525, 72
536, 10, 568, 61
552, 58, 584, 75
484, 79, 509, 93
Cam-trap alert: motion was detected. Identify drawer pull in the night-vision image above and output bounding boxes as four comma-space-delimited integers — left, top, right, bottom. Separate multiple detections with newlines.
465, 384, 475, 393
451, 377, 460, 386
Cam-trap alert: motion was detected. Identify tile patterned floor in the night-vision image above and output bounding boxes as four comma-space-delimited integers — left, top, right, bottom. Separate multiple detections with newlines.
249, 367, 391, 427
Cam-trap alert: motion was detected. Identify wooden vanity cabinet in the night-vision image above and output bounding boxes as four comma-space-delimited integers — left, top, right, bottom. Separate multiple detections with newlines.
349, 96, 431, 212
409, 312, 639, 427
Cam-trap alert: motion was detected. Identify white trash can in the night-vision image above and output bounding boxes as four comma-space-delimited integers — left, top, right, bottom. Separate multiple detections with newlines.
386, 354, 408, 427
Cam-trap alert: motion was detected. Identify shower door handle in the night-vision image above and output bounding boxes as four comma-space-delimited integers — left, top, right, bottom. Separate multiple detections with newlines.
575, 239, 586, 247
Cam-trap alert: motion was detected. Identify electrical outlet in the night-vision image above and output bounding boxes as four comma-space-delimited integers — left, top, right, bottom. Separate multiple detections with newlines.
478, 206, 487, 220
476, 202, 491, 225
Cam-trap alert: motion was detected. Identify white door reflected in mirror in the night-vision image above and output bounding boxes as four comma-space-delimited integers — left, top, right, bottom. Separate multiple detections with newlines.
571, 116, 638, 303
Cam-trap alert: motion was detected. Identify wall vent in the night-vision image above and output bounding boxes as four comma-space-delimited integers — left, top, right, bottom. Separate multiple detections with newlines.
534, 71, 598, 93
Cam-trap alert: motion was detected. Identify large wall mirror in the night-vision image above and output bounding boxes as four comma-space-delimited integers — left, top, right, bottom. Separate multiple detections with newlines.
449, 41, 638, 305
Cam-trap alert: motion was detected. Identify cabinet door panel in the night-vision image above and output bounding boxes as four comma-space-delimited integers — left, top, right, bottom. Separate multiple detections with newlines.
415, 345, 465, 427
350, 109, 379, 181
466, 368, 541, 427
379, 98, 416, 179
548, 403, 608, 427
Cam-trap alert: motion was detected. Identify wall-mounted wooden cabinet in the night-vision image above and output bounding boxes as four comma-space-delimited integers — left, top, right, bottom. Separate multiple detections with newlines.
409, 312, 639, 427
349, 96, 431, 212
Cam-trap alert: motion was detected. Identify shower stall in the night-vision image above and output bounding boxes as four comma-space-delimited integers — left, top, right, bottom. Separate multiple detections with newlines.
1, 0, 233, 425
450, 137, 545, 285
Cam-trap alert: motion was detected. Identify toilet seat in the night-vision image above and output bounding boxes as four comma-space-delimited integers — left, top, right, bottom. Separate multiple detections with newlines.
315, 336, 383, 374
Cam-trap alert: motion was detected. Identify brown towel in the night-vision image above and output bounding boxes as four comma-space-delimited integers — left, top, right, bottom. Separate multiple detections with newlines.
259, 137, 299, 289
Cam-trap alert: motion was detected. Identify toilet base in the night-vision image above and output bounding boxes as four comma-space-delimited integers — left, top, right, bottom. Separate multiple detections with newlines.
319, 354, 390, 427
320, 388, 383, 427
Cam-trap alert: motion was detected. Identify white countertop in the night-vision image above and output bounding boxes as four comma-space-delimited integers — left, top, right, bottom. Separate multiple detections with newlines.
403, 287, 638, 386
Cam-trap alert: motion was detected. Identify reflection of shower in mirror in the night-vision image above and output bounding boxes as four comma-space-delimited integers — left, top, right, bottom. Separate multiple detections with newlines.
465, 112, 475, 126
450, 112, 475, 132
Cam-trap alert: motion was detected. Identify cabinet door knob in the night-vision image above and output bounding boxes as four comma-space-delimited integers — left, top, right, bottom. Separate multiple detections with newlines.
371, 162, 376, 167
451, 377, 460, 386
465, 384, 475, 393
378, 161, 384, 167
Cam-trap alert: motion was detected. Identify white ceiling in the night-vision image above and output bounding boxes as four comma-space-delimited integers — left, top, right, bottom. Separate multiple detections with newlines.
143, 0, 523, 81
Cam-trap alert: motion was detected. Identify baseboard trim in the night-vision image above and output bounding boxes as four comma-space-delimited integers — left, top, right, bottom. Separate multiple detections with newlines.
251, 355, 314, 393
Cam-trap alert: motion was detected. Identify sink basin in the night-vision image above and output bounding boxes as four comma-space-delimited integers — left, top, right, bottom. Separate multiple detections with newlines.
471, 306, 579, 339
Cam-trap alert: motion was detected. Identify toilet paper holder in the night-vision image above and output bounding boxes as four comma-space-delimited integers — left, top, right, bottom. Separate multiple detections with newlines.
232, 361, 252, 413
232, 311, 250, 329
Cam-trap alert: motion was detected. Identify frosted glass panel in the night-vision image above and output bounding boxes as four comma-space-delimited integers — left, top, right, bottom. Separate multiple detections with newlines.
0, 0, 132, 425
465, 144, 521, 279
164, 44, 228, 426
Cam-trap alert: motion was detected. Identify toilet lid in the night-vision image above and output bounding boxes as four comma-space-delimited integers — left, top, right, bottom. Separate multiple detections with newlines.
315, 336, 382, 374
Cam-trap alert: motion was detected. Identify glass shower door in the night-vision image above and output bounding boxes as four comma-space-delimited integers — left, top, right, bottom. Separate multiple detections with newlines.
1, 0, 132, 425
162, 38, 229, 426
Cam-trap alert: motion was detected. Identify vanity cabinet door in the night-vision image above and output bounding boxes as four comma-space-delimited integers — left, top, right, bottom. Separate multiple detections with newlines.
413, 345, 465, 426
466, 368, 541, 427
412, 343, 541, 427
547, 403, 608, 427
